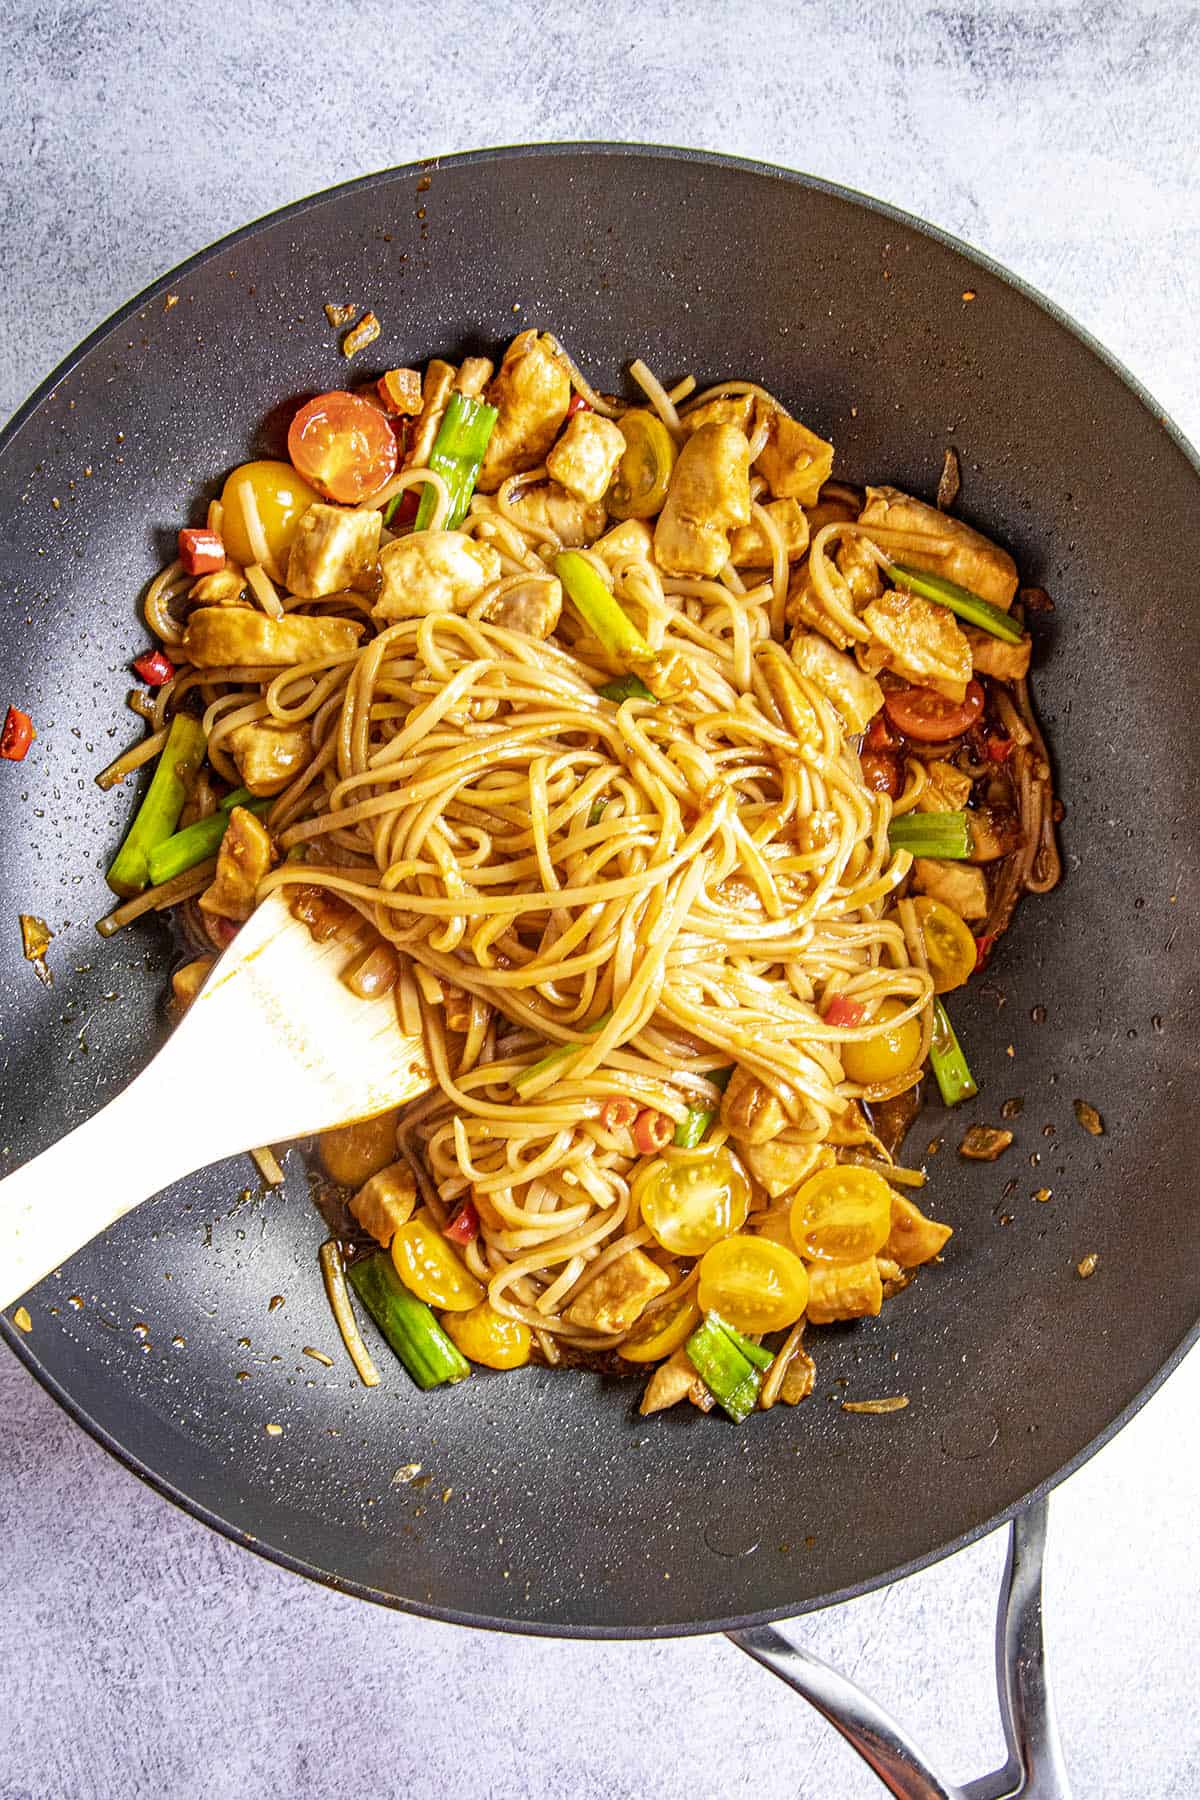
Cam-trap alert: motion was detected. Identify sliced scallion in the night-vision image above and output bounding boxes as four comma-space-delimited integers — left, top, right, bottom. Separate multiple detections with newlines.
555, 551, 655, 664
673, 1105, 714, 1149
412, 392, 498, 531
887, 810, 972, 859
511, 1013, 612, 1093
347, 1251, 470, 1390
684, 1315, 761, 1422
597, 673, 656, 704
930, 999, 978, 1106
106, 712, 206, 897
708, 1313, 775, 1372
147, 797, 271, 887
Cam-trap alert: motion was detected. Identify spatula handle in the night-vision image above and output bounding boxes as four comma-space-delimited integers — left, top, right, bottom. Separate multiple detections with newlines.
0, 1066, 192, 1312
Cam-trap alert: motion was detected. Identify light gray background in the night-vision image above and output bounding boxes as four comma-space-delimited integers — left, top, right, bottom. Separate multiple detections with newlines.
2, 3, 1198, 1796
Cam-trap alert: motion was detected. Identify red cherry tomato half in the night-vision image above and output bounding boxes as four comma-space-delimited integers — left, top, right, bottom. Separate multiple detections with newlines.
860, 750, 901, 797
883, 679, 985, 744
287, 391, 398, 504
865, 711, 899, 751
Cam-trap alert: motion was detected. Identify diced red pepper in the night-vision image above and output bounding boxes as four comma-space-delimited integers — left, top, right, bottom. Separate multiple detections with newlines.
0, 705, 35, 762
866, 712, 899, 752
824, 994, 866, 1028
974, 934, 994, 972
632, 1108, 674, 1155
444, 1200, 480, 1246
985, 734, 1013, 762
565, 392, 591, 418
178, 527, 226, 575
132, 648, 175, 687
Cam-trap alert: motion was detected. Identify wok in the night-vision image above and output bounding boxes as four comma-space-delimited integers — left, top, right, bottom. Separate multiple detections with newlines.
2, 145, 1198, 1795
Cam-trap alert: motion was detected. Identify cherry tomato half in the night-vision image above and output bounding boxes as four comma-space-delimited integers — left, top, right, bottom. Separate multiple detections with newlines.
287, 390, 398, 504
606, 408, 677, 520
838, 998, 923, 1086
860, 750, 901, 797
221, 459, 322, 569
391, 1214, 484, 1311
789, 1165, 892, 1264
883, 679, 985, 744
638, 1147, 750, 1256
442, 1300, 531, 1369
617, 1291, 702, 1363
697, 1235, 810, 1334
912, 895, 977, 995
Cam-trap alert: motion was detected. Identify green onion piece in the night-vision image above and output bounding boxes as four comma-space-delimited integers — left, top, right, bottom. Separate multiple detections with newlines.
598, 673, 656, 704
147, 798, 271, 887
673, 1105, 715, 1149
106, 713, 207, 898
218, 785, 255, 812
412, 392, 499, 532
347, 1252, 470, 1390
586, 799, 608, 826
555, 551, 655, 664
685, 1315, 761, 1422
930, 999, 978, 1106
708, 1312, 775, 1372
887, 810, 972, 859
888, 563, 1025, 645
511, 1013, 613, 1093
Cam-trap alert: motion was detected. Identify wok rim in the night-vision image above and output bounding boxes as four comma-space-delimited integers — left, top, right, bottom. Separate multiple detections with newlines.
2, 140, 1198, 1641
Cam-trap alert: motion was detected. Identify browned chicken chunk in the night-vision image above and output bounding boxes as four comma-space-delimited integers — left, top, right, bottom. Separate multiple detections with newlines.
478, 331, 572, 490
546, 413, 626, 503
350, 1161, 418, 1247
884, 1195, 953, 1268
564, 1248, 670, 1333
791, 632, 884, 733
286, 504, 381, 598
182, 609, 362, 668
911, 857, 989, 922
228, 720, 311, 796
755, 411, 835, 506
653, 422, 752, 577
374, 532, 501, 620
805, 1256, 883, 1324
859, 486, 1018, 609
727, 498, 810, 567
477, 575, 562, 639
964, 626, 1032, 681
861, 591, 972, 702
501, 482, 607, 547
199, 806, 275, 922
639, 1346, 715, 1415
721, 1067, 788, 1145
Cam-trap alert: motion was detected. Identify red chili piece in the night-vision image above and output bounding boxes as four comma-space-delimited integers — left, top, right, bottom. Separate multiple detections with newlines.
444, 1200, 480, 1246
632, 1108, 674, 1155
565, 392, 591, 418
392, 487, 421, 527
599, 1096, 639, 1133
824, 994, 866, 1028
132, 648, 176, 687
974, 934, 994, 972
178, 527, 226, 575
985, 734, 1013, 762
0, 705, 35, 761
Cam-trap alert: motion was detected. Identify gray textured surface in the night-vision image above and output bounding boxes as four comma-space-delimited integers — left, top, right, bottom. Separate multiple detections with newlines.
2, 3, 1199, 1796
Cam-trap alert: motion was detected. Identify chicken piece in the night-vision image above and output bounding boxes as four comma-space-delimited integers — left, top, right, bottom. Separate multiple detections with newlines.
964, 626, 1032, 681
861, 591, 973, 703
199, 805, 275, 923
967, 806, 1022, 864
915, 758, 973, 814
477, 575, 562, 639
564, 1248, 670, 1334
349, 1161, 417, 1247
721, 1067, 788, 1146
785, 571, 854, 651
171, 957, 214, 1011
478, 330, 572, 490
407, 358, 457, 468
182, 608, 363, 669
822, 1102, 873, 1146
502, 482, 607, 547
859, 486, 1018, 609
228, 720, 312, 797
678, 393, 756, 437
791, 631, 884, 733
639, 1346, 714, 1415
804, 492, 861, 534
836, 534, 885, 607
727, 498, 810, 567
780, 1344, 817, 1403
191, 562, 247, 604
653, 422, 752, 577
755, 412, 835, 506
286, 504, 381, 599
592, 518, 654, 567
546, 412, 626, 503
378, 367, 423, 415
884, 1195, 953, 1268
374, 531, 502, 621
454, 356, 494, 398
911, 856, 989, 922
319, 1109, 401, 1188
805, 1256, 883, 1324
740, 1140, 835, 1201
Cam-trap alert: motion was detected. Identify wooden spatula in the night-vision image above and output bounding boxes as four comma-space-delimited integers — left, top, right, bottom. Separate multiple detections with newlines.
0, 890, 431, 1311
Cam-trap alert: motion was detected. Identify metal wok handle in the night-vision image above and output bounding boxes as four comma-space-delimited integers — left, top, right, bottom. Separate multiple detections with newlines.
727, 1497, 1070, 1799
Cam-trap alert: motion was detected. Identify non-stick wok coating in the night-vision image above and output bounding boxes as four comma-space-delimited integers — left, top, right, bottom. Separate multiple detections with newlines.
1, 146, 1197, 1636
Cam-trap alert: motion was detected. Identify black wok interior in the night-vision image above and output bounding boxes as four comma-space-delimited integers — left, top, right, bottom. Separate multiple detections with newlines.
1, 145, 1197, 1637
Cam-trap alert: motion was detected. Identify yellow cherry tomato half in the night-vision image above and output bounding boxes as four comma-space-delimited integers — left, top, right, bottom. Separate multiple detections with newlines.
697, 1235, 810, 1334
605, 408, 677, 519
391, 1214, 484, 1312
638, 1147, 751, 1256
288, 390, 398, 503
219, 459, 322, 570
912, 895, 977, 995
617, 1291, 702, 1363
789, 1165, 893, 1264
839, 997, 923, 1086
442, 1301, 532, 1369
